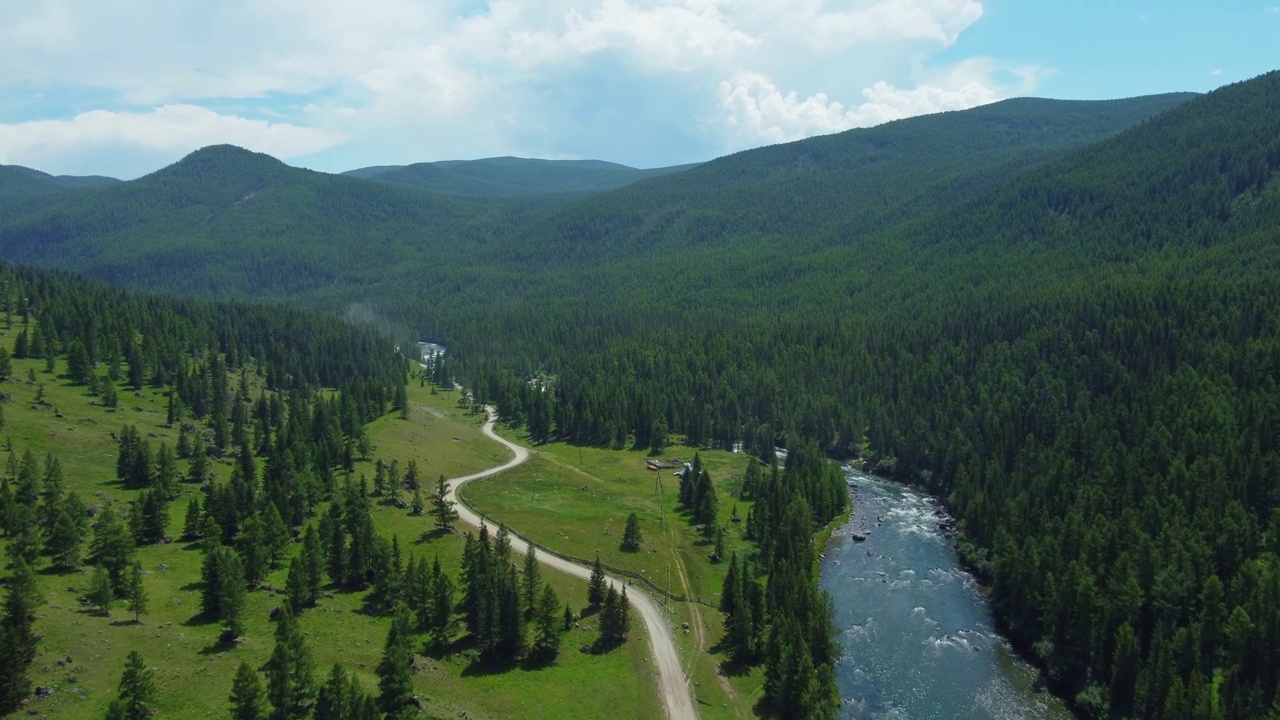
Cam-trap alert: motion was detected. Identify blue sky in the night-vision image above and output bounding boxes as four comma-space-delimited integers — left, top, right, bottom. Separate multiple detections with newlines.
0, 1, 1275, 179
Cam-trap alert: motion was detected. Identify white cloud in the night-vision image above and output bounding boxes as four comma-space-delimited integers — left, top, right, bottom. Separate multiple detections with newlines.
717, 58, 1040, 148
0, 105, 345, 177
0, 0, 1009, 173
1210, 69, 1223, 76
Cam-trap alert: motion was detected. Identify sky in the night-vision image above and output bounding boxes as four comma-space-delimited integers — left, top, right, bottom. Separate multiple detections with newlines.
0, 1, 1276, 179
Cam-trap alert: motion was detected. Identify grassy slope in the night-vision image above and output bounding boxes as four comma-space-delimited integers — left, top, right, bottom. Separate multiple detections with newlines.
463, 431, 768, 719
2, 333, 660, 720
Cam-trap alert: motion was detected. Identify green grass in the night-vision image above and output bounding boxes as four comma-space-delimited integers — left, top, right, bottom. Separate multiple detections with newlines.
464, 429, 767, 718
1, 333, 661, 720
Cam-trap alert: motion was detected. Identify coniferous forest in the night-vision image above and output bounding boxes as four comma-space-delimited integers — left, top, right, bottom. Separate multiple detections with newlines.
1, 68, 1280, 719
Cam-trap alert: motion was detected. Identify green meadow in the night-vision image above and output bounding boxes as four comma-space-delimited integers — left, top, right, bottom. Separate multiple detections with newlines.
1, 329, 661, 720
463, 429, 768, 719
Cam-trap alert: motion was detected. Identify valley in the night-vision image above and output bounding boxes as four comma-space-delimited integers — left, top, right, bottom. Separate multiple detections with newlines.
2, 68, 1280, 720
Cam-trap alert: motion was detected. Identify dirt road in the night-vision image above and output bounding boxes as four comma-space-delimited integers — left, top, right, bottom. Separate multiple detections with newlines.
443, 408, 697, 720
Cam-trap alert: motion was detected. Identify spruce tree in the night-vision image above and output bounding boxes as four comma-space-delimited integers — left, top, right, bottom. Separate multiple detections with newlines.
427, 556, 454, 649
91, 506, 135, 594
230, 660, 267, 720
266, 606, 316, 719
126, 564, 148, 623
286, 557, 308, 614
587, 553, 606, 607
621, 512, 642, 552
90, 565, 114, 616
46, 507, 83, 570
182, 497, 203, 540
0, 557, 40, 715
376, 605, 415, 718
112, 651, 156, 720
523, 546, 541, 618
532, 584, 562, 659
430, 475, 458, 531
220, 548, 247, 639
301, 525, 324, 606
313, 664, 350, 720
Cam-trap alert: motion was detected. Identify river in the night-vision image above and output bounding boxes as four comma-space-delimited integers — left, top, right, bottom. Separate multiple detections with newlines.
819, 469, 1075, 720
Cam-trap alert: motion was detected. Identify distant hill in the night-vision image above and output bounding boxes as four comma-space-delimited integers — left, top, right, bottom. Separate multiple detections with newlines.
0, 93, 1195, 317
344, 156, 698, 197
0, 144, 509, 303
0, 164, 119, 206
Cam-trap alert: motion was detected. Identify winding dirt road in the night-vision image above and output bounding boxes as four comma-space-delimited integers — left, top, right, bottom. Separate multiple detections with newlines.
443, 408, 697, 720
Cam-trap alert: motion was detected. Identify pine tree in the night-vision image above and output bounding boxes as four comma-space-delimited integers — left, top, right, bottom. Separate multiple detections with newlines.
182, 497, 203, 540
45, 507, 83, 570
153, 442, 179, 499
587, 553, 606, 607
410, 484, 424, 516
313, 664, 349, 720
261, 503, 289, 569
301, 525, 324, 606
598, 585, 631, 648
431, 474, 458, 531
230, 660, 267, 720
0, 557, 40, 715
621, 512, 642, 551
188, 448, 213, 486
266, 606, 316, 719
286, 557, 308, 614
91, 505, 135, 594
220, 548, 247, 639
426, 555, 454, 649
523, 546, 541, 618
0, 346, 11, 380
532, 584, 562, 659
126, 564, 148, 623
376, 605, 415, 718
90, 565, 114, 616
112, 651, 156, 720
202, 544, 247, 639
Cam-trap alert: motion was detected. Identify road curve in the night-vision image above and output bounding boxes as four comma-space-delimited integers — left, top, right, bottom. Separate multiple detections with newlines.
443, 408, 697, 720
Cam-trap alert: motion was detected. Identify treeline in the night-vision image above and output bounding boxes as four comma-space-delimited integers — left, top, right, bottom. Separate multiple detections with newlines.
714, 443, 847, 719
1, 263, 406, 392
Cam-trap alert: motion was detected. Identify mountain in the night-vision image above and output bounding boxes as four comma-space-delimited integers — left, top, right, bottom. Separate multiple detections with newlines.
344, 156, 698, 197
0, 93, 1193, 317
466, 72, 1280, 719
0, 164, 118, 206
0, 145, 518, 304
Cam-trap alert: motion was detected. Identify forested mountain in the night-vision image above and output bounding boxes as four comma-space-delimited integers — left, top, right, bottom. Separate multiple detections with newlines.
345, 156, 697, 197
0, 164, 118, 207
464, 71, 1280, 719
0, 94, 1189, 319
0, 145, 529, 306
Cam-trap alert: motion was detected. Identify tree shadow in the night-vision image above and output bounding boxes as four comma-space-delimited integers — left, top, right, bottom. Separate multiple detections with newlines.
460, 656, 519, 678
183, 611, 218, 628
415, 527, 453, 545
420, 634, 470, 660
109, 619, 143, 627
198, 637, 238, 656
520, 651, 560, 671
708, 640, 756, 678
38, 565, 83, 577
